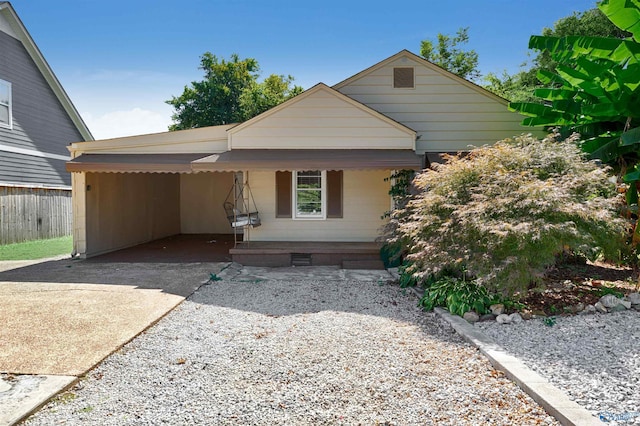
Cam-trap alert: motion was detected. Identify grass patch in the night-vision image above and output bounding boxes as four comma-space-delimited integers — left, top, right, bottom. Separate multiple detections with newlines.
0, 236, 72, 260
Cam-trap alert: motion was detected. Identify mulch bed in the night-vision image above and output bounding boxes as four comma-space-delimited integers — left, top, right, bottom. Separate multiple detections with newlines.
517, 261, 639, 316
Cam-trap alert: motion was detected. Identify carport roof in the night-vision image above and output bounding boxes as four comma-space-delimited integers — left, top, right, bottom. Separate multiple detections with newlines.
67, 150, 423, 173
66, 153, 208, 173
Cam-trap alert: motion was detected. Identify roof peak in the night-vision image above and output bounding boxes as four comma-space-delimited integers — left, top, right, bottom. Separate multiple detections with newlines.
0, 2, 93, 140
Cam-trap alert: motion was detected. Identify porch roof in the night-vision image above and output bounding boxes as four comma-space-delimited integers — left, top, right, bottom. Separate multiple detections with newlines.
191, 149, 423, 171
67, 149, 423, 173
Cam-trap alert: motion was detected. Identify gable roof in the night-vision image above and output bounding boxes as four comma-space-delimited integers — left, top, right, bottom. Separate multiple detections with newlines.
333, 49, 509, 105
228, 82, 416, 138
0, 2, 93, 141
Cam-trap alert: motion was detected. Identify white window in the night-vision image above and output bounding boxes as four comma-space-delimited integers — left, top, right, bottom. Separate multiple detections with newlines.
0, 79, 11, 129
293, 170, 326, 219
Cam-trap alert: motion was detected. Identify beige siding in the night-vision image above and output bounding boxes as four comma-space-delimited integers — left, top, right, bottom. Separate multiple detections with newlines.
180, 172, 234, 234
68, 125, 232, 156
230, 87, 414, 150
85, 172, 180, 256
336, 56, 534, 154
248, 170, 390, 242
73, 140, 229, 155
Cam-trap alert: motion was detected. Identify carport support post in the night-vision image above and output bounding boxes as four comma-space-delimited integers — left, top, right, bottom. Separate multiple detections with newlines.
244, 170, 251, 246
71, 171, 87, 258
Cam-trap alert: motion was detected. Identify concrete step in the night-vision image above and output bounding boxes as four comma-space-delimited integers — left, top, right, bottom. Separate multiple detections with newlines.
342, 259, 385, 270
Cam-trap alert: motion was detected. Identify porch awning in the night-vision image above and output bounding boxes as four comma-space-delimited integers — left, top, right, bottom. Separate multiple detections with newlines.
67, 150, 424, 173
66, 153, 210, 173
191, 149, 424, 171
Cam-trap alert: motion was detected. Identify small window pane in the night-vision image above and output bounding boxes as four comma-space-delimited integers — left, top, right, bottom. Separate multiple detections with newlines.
297, 195, 322, 215
0, 83, 9, 105
297, 170, 321, 189
0, 105, 8, 125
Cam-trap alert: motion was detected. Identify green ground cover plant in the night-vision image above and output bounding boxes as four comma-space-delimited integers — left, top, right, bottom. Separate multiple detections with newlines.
0, 236, 72, 260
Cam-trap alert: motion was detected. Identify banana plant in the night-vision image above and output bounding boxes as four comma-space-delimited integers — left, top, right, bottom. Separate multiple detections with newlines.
510, 0, 640, 201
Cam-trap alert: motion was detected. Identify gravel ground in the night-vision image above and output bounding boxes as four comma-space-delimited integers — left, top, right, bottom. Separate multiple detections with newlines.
26, 278, 558, 425
476, 311, 640, 425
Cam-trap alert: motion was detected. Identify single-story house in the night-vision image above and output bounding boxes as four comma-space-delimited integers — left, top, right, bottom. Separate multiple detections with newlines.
66, 50, 533, 267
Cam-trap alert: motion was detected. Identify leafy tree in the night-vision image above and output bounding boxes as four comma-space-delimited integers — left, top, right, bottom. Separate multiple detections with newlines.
483, 7, 629, 102
388, 134, 627, 296
420, 27, 480, 81
483, 71, 539, 103
509, 0, 640, 172
239, 74, 303, 120
167, 53, 302, 130
509, 0, 640, 242
521, 7, 631, 88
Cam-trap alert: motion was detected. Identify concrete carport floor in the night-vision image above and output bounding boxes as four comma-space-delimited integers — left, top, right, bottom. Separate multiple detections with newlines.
0, 241, 230, 426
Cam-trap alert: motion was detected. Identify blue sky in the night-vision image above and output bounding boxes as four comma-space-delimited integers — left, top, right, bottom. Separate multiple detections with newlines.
12, 0, 598, 139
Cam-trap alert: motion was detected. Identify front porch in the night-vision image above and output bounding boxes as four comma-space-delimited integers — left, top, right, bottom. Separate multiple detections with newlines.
230, 241, 384, 269
85, 234, 384, 269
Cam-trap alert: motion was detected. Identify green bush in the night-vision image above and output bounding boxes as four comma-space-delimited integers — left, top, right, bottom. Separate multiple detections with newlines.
389, 133, 629, 296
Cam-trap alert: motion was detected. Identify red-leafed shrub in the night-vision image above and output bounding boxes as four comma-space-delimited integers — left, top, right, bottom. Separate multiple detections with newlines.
388, 133, 629, 296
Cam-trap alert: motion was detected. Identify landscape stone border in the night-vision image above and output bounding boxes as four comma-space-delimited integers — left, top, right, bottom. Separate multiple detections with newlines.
433, 307, 602, 426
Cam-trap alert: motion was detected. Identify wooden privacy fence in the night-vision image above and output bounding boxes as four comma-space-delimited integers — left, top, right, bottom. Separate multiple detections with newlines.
0, 185, 72, 244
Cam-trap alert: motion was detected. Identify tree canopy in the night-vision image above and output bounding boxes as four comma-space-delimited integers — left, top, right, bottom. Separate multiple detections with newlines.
166, 53, 302, 131
509, 0, 640, 206
420, 27, 480, 81
483, 7, 629, 102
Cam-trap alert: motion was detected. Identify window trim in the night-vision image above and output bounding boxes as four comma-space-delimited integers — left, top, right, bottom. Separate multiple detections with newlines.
292, 170, 326, 220
0, 79, 12, 130
393, 67, 415, 89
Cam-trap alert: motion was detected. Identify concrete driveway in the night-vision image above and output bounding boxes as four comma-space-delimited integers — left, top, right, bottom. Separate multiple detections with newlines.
0, 256, 225, 376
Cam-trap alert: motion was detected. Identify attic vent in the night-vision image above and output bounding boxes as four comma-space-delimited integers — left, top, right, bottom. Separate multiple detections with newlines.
393, 67, 414, 88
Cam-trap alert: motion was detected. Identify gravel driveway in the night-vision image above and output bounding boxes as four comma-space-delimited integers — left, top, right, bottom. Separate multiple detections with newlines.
25, 274, 558, 425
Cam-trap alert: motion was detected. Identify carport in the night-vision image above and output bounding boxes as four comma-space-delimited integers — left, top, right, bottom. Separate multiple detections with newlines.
67, 152, 240, 260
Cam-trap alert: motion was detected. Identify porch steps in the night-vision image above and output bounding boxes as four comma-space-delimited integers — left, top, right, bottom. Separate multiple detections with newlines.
230, 242, 383, 269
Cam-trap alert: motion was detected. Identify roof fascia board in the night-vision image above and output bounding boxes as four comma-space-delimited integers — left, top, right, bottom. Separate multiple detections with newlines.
0, 2, 94, 141
228, 83, 416, 139
332, 49, 510, 106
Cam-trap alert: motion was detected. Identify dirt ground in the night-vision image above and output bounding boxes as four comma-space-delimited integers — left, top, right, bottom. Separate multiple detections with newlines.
518, 260, 639, 316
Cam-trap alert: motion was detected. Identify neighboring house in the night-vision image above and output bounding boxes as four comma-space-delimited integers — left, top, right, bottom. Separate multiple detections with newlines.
66, 50, 535, 266
0, 2, 93, 244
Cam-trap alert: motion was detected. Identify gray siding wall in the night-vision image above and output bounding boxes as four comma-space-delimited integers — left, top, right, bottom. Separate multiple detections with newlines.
0, 150, 68, 186
0, 30, 83, 187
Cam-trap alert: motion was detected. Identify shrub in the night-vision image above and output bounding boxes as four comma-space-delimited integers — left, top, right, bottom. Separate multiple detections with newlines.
389, 133, 629, 296
418, 276, 499, 316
